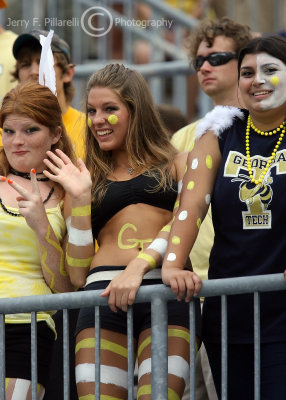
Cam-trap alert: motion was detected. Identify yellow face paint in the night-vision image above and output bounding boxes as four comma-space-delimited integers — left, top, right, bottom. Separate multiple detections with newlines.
187, 181, 195, 190
189, 141, 195, 152
72, 205, 91, 217
206, 155, 213, 169
197, 217, 201, 229
108, 114, 118, 125
270, 75, 279, 86
87, 117, 92, 127
172, 235, 181, 245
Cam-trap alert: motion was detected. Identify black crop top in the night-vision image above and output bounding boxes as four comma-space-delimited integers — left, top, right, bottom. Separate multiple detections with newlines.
91, 173, 178, 239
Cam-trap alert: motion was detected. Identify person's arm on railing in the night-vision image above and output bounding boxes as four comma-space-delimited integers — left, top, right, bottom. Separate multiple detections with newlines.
162, 131, 221, 301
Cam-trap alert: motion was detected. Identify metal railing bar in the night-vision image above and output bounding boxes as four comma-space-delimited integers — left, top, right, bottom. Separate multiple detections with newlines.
63, 309, 70, 400
0, 275, 285, 315
189, 300, 196, 400
0, 314, 5, 400
31, 312, 37, 400
151, 296, 168, 399
95, 306, 101, 400
254, 292, 261, 400
78, 0, 188, 60
221, 295, 227, 400
127, 307, 134, 400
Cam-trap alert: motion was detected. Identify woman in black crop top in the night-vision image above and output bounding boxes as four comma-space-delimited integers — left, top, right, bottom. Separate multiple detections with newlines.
45, 64, 201, 399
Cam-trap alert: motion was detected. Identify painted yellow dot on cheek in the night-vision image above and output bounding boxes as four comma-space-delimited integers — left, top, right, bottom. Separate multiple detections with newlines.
108, 114, 118, 125
206, 155, 213, 169
187, 181, 195, 190
172, 236, 181, 245
197, 218, 201, 229
270, 76, 279, 86
87, 117, 92, 128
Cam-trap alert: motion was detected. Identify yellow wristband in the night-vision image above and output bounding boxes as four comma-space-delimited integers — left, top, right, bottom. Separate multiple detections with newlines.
71, 205, 91, 217
66, 253, 93, 268
137, 252, 156, 269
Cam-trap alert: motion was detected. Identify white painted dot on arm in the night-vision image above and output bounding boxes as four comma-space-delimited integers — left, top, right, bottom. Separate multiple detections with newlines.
178, 210, 188, 220
205, 194, 211, 205
191, 158, 198, 170
178, 180, 183, 193
167, 252, 176, 261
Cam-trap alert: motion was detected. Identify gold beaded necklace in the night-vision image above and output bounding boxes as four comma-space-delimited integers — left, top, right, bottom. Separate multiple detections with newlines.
246, 115, 285, 185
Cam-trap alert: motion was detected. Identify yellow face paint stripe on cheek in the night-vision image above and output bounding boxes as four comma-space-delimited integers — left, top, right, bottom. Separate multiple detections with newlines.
108, 114, 118, 125
206, 154, 213, 169
87, 117, 92, 128
270, 75, 279, 86
71, 205, 91, 217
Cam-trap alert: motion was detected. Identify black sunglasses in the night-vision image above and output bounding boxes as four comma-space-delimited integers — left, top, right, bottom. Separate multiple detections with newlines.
193, 52, 237, 71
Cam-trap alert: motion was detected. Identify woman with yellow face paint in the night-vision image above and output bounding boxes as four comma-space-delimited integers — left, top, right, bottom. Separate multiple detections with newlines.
162, 35, 286, 400
44, 63, 202, 400
0, 81, 75, 400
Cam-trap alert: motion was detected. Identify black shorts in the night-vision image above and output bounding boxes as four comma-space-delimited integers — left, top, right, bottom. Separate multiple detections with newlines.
5, 321, 54, 387
75, 266, 201, 339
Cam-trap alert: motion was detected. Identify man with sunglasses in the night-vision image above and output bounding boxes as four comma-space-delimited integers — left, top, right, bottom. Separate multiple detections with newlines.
172, 17, 253, 400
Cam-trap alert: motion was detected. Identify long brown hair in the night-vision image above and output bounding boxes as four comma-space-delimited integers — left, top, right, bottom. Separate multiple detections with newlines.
85, 63, 177, 204
0, 81, 75, 179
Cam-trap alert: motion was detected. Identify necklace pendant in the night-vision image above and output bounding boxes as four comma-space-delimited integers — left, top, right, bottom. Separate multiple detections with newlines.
127, 167, 134, 175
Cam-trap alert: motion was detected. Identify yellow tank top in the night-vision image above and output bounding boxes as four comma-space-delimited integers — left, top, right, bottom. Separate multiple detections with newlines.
0, 201, 66, 334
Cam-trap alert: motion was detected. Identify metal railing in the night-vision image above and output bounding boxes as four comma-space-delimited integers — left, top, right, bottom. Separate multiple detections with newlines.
0, 273, 286, 399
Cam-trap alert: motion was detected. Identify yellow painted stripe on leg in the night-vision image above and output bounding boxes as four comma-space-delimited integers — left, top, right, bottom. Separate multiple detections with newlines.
79, 395, 124, 400
75, 338, 128, 358
168, 328, 190, 343
137, 384, 180, 400
168, 388, 181, 400
137, 384, 151, 397
5, 378, 9, 390
137, 336, 151, 358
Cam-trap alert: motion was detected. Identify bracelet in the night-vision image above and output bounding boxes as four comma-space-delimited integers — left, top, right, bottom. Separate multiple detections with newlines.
137, 252, 156, 269
71, 205, 91, 217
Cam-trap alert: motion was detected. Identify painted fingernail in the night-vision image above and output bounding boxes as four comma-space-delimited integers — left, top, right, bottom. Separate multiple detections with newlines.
32, 169, 36, 174
8, 179, 13, 184
0, 177, 6, 181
